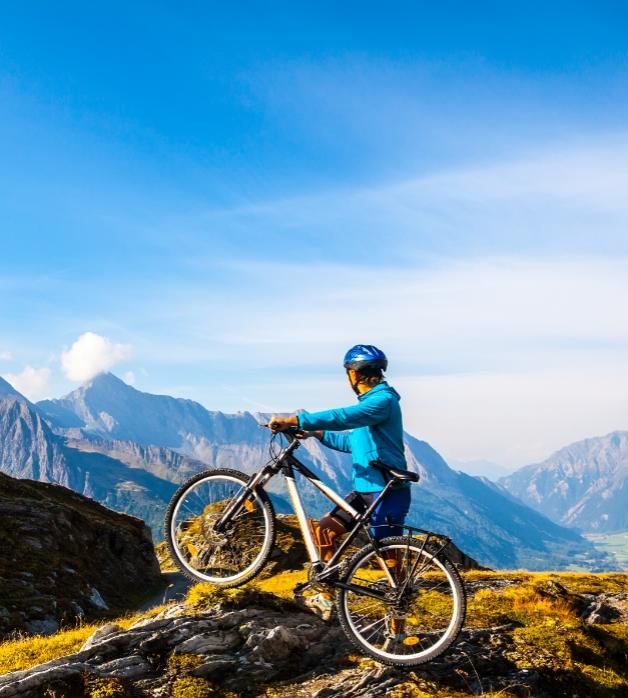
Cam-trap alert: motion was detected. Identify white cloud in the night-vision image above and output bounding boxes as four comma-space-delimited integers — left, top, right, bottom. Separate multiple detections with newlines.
0, 350, 12, 360
61, 332, 132, 383
398, 360, 628, 467
133, 254, 628, 466
123, 370, 136, 385
155, 256, 628, 363
3, 366, 51, 400
384, 141, 628, 211
154, 137, 628, 294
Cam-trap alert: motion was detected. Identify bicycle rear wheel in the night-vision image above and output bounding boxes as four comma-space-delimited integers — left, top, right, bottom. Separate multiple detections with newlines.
165, 468, 275, 587
336, 536, 466, 666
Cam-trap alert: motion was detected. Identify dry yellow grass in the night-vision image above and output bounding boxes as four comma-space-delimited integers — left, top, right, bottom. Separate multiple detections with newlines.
256, 569, 307, 597
0, 624, 101, 676
2, 569, 627, 697
0, 605, 168, 677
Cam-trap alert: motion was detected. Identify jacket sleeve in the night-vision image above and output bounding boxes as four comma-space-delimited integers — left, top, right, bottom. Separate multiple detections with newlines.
298, 393, 392, 431
319, 430, 351, 453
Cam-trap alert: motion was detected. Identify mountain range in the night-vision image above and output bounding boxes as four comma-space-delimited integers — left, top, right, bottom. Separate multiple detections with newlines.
500, 431, 628, 534
449, 458, 513, 481
0, 373, 616, 570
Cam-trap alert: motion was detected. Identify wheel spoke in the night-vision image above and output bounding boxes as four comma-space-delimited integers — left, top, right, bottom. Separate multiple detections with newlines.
167, 471, 273, 585
338, 538, 465, 665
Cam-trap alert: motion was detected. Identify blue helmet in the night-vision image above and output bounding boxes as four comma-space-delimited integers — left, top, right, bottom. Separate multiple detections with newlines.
343, 344, 388, 372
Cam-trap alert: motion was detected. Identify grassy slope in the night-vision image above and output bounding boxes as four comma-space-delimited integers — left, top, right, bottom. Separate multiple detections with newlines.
1, 570, 626, 697
2, 518, 626, 695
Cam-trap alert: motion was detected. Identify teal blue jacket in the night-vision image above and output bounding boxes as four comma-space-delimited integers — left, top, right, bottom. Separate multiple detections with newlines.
297, 382, 408, 492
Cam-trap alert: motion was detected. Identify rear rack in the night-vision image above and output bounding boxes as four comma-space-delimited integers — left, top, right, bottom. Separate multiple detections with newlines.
368, 516, 454, 561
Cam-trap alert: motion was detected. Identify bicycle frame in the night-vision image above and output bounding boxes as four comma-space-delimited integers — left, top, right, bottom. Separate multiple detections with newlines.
215, 430, 400, 588
171, 431, 467, 662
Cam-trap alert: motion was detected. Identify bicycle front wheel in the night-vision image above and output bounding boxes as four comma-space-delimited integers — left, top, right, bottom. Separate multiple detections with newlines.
336, 536, 466, 666
165, 468, 275, 587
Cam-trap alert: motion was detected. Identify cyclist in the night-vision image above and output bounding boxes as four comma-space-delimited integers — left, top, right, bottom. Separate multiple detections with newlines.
269, 344, 411, 620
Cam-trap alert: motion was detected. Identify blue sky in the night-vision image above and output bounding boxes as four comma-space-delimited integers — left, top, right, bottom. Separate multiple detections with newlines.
1, 3, 628, 466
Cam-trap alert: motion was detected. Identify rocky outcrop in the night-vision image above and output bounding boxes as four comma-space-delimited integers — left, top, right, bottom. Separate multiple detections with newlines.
0, 596, 342, 697
0, 472, 162, 638
1, 576, 626, 698
0, 591, 512, 698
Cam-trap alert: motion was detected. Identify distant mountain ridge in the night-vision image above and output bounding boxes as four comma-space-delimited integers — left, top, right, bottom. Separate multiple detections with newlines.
38, 372, 269, 460
500, 431, 628, 534
26, 372, 613, 571
37, 373, 352, 495
0, 395, 180, 535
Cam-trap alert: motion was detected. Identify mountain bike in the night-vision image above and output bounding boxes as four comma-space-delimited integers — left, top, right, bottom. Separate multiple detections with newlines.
165, 427, 466, 666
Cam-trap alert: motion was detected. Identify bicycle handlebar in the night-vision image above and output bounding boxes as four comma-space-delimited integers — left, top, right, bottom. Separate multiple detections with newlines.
260, 424, 304, 436
259, 423, 303, 442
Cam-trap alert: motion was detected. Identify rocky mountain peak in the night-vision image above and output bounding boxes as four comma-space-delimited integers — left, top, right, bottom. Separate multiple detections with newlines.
500, 430, 628, 533
66, 371, 133, 403
0, 396, 67, 483
37, 374, 270, 453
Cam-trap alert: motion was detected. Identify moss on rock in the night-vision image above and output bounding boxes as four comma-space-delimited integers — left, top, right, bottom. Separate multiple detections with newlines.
171, 676, 224, 698
166, 653, 204, 676
184, 582, 299, 613
83, 674, 131, 698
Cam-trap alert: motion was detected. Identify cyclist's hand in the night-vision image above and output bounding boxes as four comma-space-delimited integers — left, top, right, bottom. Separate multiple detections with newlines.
268, 415, 298, 432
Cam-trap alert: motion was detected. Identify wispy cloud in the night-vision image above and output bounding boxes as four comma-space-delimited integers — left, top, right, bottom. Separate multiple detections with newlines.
2, 365, 51, 400
4, 138, 628, 465
138, 255, 628, 363
198, 135, 628, 236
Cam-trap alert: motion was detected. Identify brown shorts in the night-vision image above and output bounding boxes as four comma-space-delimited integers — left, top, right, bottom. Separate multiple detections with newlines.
328, 491, 377, 527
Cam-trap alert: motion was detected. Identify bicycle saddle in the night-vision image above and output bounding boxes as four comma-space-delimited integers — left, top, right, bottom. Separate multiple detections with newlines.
371, 460, 420, 483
